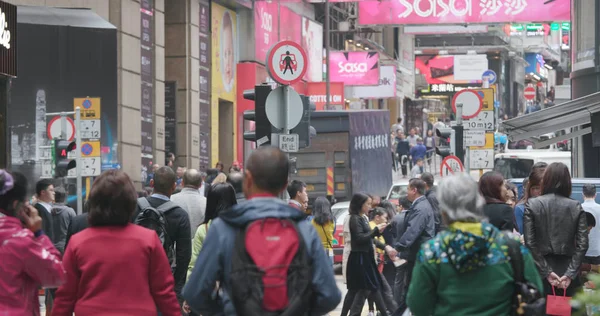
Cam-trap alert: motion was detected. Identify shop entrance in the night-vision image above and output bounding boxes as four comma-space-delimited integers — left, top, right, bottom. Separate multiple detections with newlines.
218, 99, 234, 171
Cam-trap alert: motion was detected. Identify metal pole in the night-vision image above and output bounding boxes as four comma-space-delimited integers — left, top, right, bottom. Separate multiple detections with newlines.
455, 104, 466, 170
324, 0, 331, 110
60, 112, 67, 139
75, 107, 83, 215
280, 86, 291, 201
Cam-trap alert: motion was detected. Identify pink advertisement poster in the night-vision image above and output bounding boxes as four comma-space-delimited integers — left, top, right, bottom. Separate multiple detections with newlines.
302, 17, 324, 82
358, 0, 570, 25
254, 1, 278, 63
280, 6, 302, 43
329, 51, 380, 86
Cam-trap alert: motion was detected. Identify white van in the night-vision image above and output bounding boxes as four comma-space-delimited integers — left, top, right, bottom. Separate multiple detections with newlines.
493, 150, 571, 179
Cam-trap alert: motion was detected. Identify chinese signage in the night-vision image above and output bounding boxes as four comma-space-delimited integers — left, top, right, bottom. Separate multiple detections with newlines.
421, 83, 481, 94
358, 0, 570, 25
140, 0, 154, 169
254, 1, 278, 63
0, 0, 16, 77
199, 0, 211, 170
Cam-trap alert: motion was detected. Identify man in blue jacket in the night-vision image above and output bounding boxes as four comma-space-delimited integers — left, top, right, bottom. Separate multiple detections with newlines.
183, 146, 341, 316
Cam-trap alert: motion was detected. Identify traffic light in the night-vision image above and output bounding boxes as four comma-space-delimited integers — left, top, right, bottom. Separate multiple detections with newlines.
293, 95, 317, 149
243, 84, 272, 146
52, 138, 76, 177
435, 127, 455, 159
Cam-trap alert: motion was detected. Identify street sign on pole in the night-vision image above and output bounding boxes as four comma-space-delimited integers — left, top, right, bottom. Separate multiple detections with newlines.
47, 116, 75, 141
452, 90, 483, 120
470, 149, 494, 169
266, 40, 307, 86
482, 69, 497, 85
440, 155, 465, 177
265, 85, 304, 130
524, 86, 536, 100
464, 130, 486, 147
278, 133, 299, 152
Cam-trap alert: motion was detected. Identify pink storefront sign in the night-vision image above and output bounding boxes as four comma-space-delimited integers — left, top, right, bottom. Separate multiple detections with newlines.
358, 0, 570, 25
254, 1, 278, 63
329, 51, 380, 86
280, 6, 302, 43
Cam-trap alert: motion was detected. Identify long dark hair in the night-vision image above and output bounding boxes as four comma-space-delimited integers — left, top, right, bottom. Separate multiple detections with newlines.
478, 171, 506, 204
380, 200, 396, 221
0, 170, 27, 217
349, 193, 370, 216
541, 162, 572, 198
313, 196, 333, 225
202, 183, 237, 225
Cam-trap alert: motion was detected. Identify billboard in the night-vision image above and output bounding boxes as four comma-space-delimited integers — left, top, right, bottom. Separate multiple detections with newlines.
306, 82, 344, 110
359, 0, 570, 25
280, 6, 302, 43
254, 1, 278, 64
301, 17, 323, 82
329, 51, 380, 86
212, 4, 237, 99
416, 55, 488, 84
346, 65, 396, 99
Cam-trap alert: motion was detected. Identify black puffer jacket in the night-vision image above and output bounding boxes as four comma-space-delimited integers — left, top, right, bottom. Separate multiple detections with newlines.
523, 194, 589, 279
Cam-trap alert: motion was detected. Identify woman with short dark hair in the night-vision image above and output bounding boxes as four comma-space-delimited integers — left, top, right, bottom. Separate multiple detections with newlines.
524, 162, 589, 302
479, 171, 514, 231
52, 170, 180, 316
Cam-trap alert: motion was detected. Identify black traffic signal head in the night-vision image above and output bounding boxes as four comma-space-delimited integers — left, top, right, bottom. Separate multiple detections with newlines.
243, 85, 272, 146
53, 139, 76, 177
435, 127, 455, 159
292, 96, 316, 149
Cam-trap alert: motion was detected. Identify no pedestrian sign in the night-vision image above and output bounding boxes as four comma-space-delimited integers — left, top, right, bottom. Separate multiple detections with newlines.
267, 41, 307, 86
440, 155, 464, 177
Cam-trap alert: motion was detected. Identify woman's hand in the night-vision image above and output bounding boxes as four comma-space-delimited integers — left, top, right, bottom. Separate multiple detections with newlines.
385, 245, 398, 260
559, 276, 572, 289
376, 223, 388, 231
16, 204, 42, 233
547, 272, 561, 287
182, 301, 191, 314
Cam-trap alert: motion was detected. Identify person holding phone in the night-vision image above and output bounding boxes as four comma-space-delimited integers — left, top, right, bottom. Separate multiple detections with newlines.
0, 170, 66, 315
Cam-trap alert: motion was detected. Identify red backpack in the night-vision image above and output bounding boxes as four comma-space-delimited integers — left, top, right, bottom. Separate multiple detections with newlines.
229, 218, 313, 316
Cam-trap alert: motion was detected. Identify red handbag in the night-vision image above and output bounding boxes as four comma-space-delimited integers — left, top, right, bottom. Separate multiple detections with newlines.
546, 286, 571, 316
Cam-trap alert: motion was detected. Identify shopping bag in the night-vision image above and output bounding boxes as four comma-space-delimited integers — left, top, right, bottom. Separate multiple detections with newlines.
546, 286, 571, 316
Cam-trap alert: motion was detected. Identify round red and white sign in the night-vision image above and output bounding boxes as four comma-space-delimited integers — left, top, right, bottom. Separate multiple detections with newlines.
47, 116, 75, 141
266, 40, 307, 86
452, 90, 483, 120
440, 155, 464, 177
524, 86, 536, 100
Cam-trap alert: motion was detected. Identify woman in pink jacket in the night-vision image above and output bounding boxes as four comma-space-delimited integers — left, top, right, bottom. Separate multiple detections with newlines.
0, 170, 66, 315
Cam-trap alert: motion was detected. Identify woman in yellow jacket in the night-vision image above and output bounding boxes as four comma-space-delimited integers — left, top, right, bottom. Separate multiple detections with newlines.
311, 196, 335, 264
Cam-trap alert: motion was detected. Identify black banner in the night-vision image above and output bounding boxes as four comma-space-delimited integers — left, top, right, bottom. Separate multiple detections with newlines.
141, 0, 154, 173
348, 111, 392, 197
198, 0, 211, 170
165, 81, 176, 156
0, 1, 16, 77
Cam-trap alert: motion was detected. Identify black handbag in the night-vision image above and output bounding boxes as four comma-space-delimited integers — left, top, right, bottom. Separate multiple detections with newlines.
506, 237, 546, 316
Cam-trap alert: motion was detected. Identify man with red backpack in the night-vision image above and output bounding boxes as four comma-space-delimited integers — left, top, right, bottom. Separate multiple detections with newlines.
183, 146, 341, 316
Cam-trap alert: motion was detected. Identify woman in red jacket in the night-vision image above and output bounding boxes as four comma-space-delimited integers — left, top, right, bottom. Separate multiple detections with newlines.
52, 170, 180, 316
0, 170, 66, 315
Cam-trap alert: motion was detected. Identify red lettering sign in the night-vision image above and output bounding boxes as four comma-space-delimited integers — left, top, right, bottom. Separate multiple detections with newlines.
306, 82, 344, 111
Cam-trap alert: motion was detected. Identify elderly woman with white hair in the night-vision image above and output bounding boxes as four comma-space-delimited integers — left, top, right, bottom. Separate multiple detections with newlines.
406, 173, 543, 316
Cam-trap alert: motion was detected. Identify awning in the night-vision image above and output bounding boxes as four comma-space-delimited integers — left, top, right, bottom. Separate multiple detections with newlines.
501, 92, 600, 148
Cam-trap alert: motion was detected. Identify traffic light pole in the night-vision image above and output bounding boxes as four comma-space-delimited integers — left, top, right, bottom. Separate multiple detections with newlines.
454, 104, 466, 171
45, 109, 83, 214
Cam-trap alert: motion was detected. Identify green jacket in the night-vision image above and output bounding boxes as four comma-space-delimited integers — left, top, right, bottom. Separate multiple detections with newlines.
187, 221, 211, 280
407, 222, 543, 316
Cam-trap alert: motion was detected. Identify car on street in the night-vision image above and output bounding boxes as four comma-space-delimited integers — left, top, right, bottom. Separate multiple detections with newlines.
331, 201, 349, 264
385, 179, 410, 206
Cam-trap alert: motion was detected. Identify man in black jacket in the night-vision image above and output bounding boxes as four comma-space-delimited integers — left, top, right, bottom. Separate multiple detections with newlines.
34, 179, 55, 239
135, 166, 191, 304
421, 172, 443, 232
226, 172, 246, 203
393, 178, 436, 315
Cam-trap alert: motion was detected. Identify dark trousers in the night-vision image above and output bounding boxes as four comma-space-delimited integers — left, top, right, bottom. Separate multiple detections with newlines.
341, 289, 389, 316
382, 262, 397, 296
341, 276, 396, 316
393, 261, 415, 316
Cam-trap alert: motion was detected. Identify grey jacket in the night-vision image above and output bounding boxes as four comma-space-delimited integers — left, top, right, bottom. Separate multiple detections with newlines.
394, 196, 436, 262
171, 188, 207, 236
50, 204, 76, 254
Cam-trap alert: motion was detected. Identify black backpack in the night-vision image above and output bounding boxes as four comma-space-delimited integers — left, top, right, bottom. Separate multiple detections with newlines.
134, 197, 178, 264
229, 218, 313, 316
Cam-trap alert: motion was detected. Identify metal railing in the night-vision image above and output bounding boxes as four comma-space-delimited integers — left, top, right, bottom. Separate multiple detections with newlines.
392, 149, 440, 177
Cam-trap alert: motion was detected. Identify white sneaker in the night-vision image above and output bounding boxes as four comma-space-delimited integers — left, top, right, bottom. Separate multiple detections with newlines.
367, 312, 375, 316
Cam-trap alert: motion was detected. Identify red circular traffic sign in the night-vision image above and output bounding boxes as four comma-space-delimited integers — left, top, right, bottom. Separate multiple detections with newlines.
46, 116, 75, 141
440, 155, 464, 177
266, 40, 307, 86
451, 89, 483, 120
524, 86, 536, 100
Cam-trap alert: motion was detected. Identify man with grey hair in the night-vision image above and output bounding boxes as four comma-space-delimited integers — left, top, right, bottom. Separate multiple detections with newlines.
171, 168, 207, 236
393, 178, 435, 315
